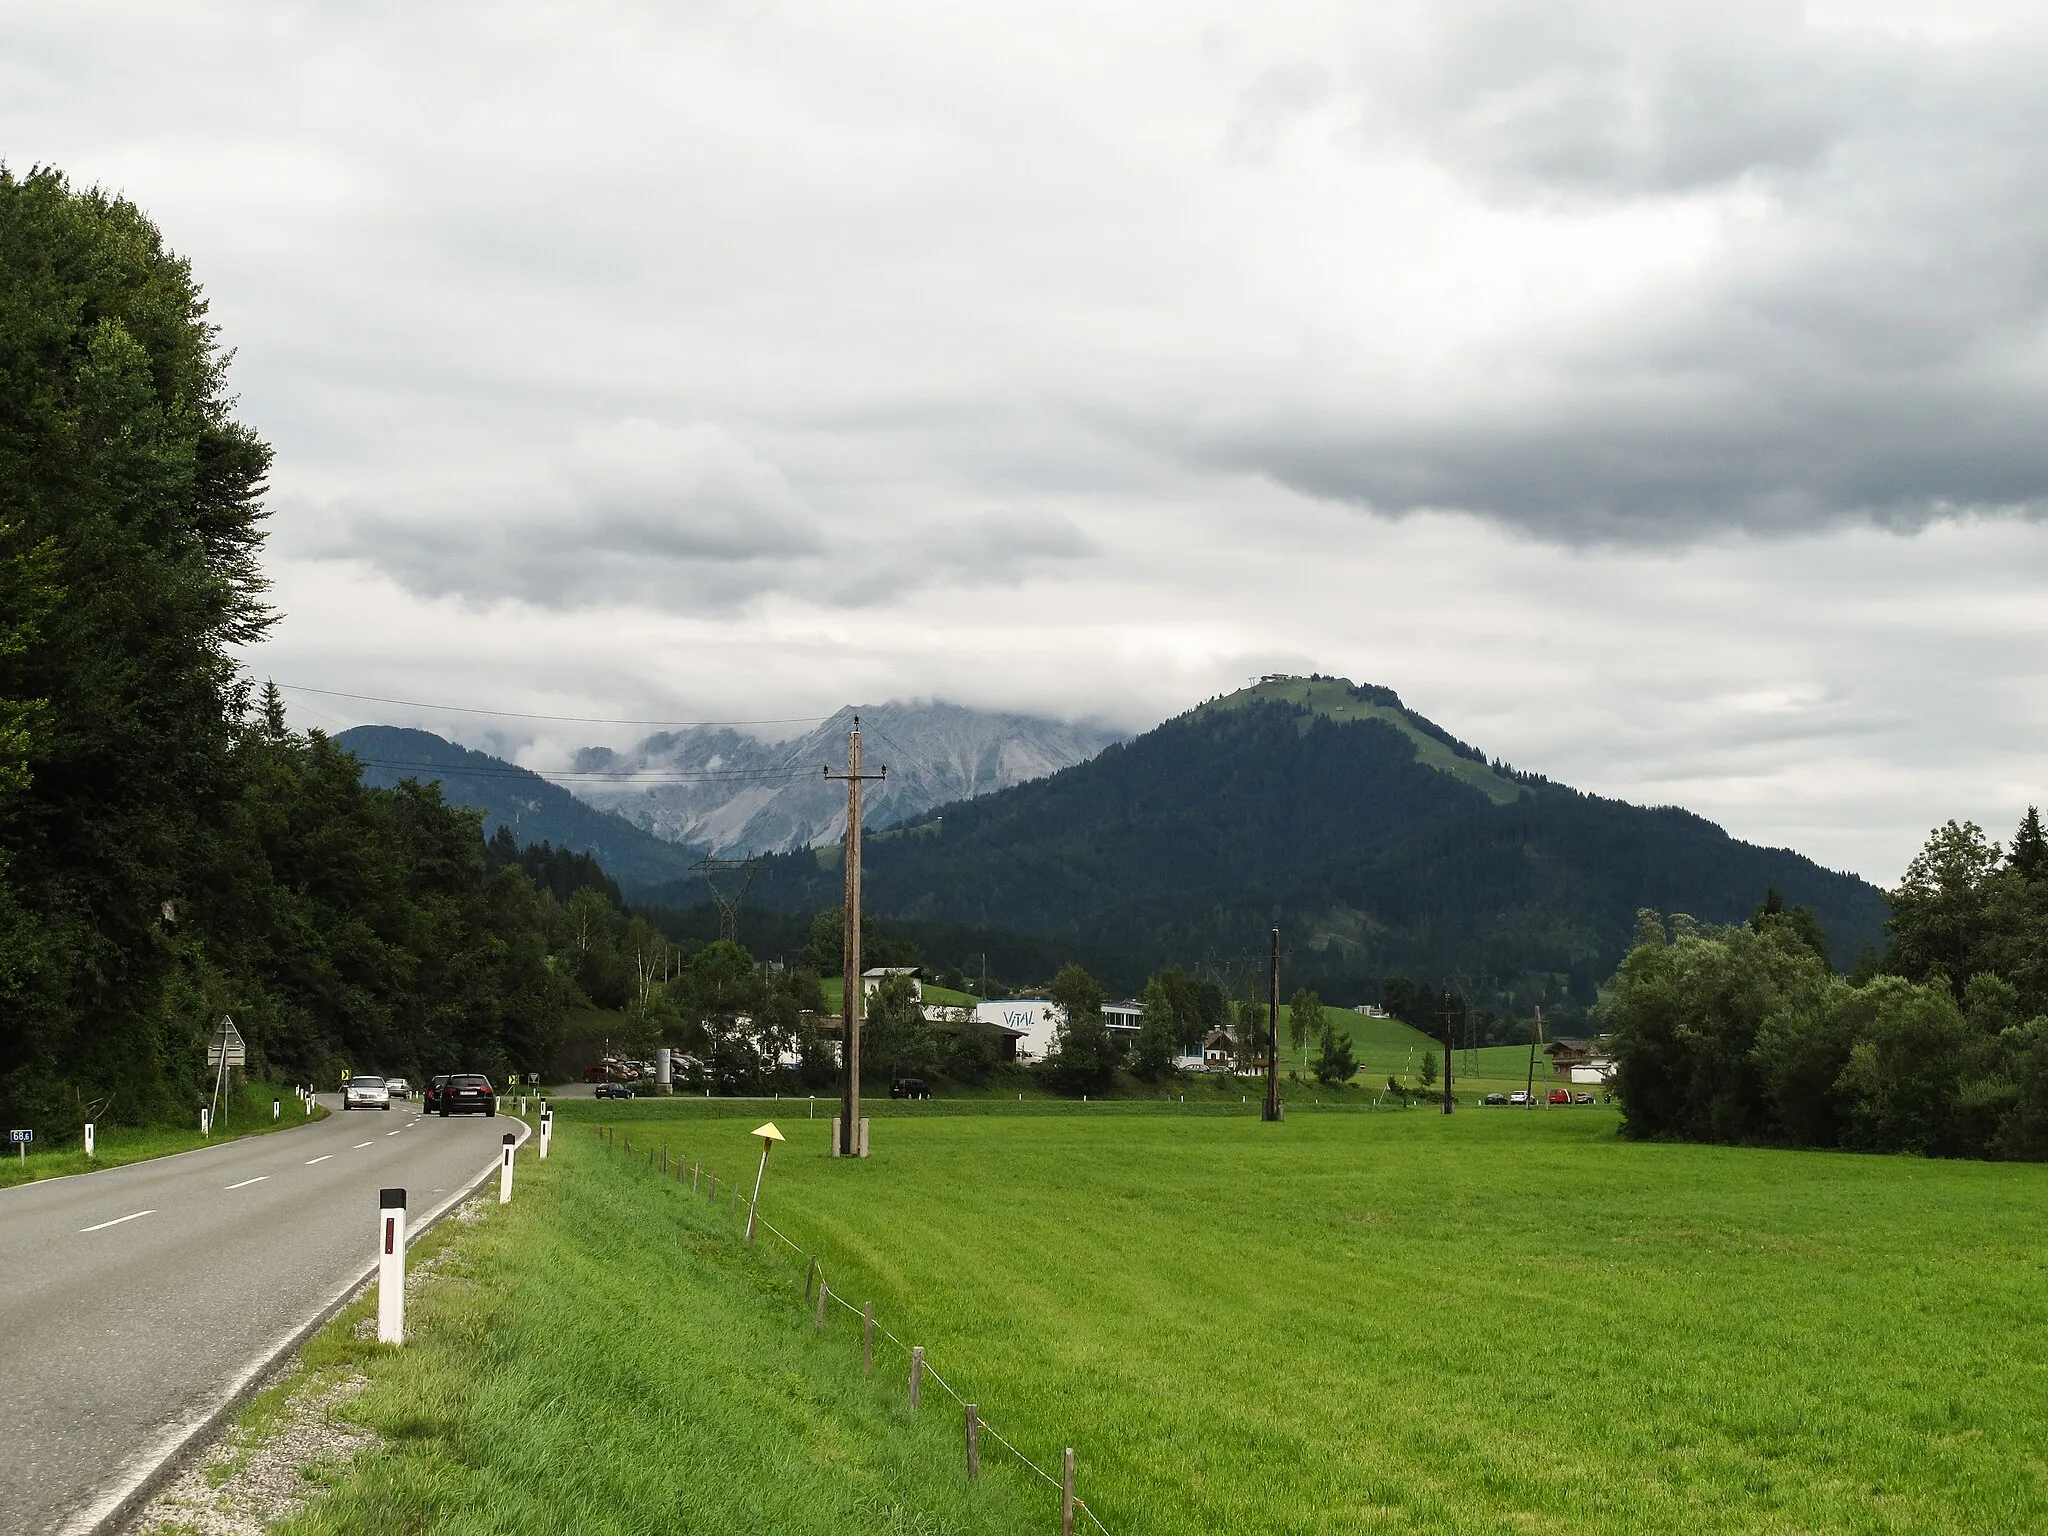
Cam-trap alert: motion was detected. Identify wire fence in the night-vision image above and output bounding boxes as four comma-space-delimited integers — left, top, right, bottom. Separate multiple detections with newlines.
597, 1124, 1108, 1534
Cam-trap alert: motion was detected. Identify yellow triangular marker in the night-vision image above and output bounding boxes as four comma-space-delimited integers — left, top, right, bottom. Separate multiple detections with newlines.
752, 1122, 785, 1143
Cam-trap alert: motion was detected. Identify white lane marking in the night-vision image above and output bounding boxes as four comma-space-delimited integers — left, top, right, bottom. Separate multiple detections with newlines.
385, 1130, 402, 1137
305, 1155, 332, 1165
225, 1176, 270, 1190
353, 1142, 372, 1149
81, 1209, 155, 1233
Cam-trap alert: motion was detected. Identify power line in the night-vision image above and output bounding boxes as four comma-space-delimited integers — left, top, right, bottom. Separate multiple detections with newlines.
349, 756, 814, 786
275, 682, 832, 728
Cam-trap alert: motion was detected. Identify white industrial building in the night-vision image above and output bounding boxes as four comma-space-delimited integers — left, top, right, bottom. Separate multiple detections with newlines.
973, 999, 1063, 1062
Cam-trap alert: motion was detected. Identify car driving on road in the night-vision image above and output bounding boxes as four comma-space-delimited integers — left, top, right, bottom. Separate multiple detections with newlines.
421, 1074, 449, 1113
437, 1073, 497, 1116
343, 1074, 391, 1111
384, 1077, 411, 1099
593, 1082, 631, 1100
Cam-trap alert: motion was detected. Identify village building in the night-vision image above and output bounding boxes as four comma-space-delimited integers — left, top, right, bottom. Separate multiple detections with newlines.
861, 965, 923, 1001
1544, 1037, 1615, 1083
972, 998, 1062, 1063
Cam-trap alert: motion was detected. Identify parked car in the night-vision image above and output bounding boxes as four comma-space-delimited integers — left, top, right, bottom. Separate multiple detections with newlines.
890, 1077, 931, 1100
1548, 1089, 1573, 1105
593, 1082, 632, 1100
343, 1074, 392, 1111
421, 1074, 450, 1113
1508, 1090, 1531, 1105
384, 1077, 411, 1099
438, 1074, 496, 1116
1481, 1092, 1509, 1106
1575, 1091, 1596, 1104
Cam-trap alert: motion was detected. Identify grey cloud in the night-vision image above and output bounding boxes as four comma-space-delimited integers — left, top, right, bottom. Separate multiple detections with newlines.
308, 419, 825, 608
1187, 4, 2048, 543
1373, 1, 1874, 197
926, 508, 1102, 578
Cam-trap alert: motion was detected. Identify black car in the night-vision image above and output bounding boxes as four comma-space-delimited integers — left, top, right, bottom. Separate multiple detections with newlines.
1481, 1092, 1510, 1106
889, 1078, 931, 1100
438, 1073, 496, 1116
421, 1074, 450, 1114
593, 1082, 631, 1100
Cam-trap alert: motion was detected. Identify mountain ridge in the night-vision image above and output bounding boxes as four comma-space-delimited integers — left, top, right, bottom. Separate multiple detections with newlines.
695, 678, 1888, 999
336, 725, 707, 893
566, 701, 1124, 856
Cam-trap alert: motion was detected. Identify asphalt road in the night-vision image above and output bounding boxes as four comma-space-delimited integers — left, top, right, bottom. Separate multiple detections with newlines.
0, 1098, 526, 1536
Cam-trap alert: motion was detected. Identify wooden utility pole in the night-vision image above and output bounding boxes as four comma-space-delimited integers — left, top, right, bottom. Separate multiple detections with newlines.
1525, 1003, 1542, 1108
825, 718, 886, 1157
1262, 925, 1281, 1122
1440, 988, 1456, 1115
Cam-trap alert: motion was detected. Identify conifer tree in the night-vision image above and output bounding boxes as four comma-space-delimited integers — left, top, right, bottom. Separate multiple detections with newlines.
2012, 806, 2047, 881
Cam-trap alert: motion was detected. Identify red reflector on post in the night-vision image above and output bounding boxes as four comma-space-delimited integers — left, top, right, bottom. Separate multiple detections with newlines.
384, 1215, 395, 1255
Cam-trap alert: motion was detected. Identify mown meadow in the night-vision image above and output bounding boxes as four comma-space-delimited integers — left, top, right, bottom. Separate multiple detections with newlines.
285, 1101, 2048, 1534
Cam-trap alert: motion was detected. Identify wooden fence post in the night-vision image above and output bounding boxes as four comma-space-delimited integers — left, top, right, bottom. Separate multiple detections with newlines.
910, 1346, 924, 1409
965, 1404, 980, 1481
692, 1161, 700, 1192
1062, 1447, 1075, 1535
815, 1278, 828, 1334
863, 1301, 874, 1375
805, 1257, 817, 1304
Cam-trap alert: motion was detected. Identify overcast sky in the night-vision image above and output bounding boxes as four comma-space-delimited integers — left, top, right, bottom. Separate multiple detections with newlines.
10, 0, 2048, 884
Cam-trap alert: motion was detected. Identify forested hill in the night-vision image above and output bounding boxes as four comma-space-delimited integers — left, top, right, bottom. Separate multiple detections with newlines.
708, 678, 1888, 1002
337, 726, 703, 893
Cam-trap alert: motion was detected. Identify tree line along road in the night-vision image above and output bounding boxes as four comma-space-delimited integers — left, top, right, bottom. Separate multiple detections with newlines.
0, 1098, 525, 1536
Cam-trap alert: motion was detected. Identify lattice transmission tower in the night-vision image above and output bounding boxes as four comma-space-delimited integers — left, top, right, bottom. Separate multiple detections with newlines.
694, 855, 765, 946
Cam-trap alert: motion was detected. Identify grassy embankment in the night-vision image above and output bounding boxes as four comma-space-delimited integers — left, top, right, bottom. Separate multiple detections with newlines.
272, 1098, 2048, 1534
0, 1079, 329, 1190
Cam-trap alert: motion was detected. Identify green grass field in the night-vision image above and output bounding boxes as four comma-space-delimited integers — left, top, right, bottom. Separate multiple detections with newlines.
0, 1080, 327, 1189
277, 1099, 2048, 1534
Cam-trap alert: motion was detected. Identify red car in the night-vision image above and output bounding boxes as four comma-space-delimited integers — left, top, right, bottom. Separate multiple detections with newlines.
1548, 1089, 1573, 1105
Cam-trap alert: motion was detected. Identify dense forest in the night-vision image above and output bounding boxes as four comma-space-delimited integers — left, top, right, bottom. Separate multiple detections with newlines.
0, 169, 584, 1131
1607, 812, 2048, 1160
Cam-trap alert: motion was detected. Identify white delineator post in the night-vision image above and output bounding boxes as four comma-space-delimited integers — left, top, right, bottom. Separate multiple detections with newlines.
499, 1132, 516, 1204
200, 1108, 211, 1137
273, 1098, 280, 1121
378, 1188, 407, 1345
83, 1122, 94, 1159
538, 1105, 551, 1159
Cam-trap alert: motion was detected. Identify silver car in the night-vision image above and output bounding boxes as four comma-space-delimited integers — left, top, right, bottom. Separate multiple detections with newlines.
343, 1074, 392, 1111
384, 1077, 411, 1099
